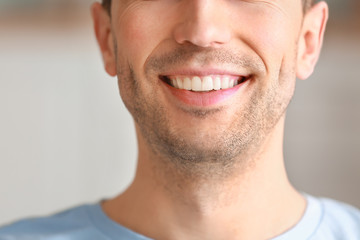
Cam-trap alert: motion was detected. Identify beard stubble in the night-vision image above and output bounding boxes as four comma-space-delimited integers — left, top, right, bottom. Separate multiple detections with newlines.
116, 45, 296, 180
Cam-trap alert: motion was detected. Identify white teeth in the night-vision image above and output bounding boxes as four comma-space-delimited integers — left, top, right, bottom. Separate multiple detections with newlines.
192, 76, 202, 92
169, 75, 242, 92
229, 78, 235, 88
172, 79, 178, 88
184, 77, 192, 90
214, 76, 221, 90
221, 76, 230, 89
176, 77, 183, 89
202, 76, 213, 91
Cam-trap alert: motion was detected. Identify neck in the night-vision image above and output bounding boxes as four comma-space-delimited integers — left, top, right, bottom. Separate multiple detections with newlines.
102, 116, 306, 240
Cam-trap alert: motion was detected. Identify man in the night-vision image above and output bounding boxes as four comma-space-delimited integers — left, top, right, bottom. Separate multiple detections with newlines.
1, 0, 360, 239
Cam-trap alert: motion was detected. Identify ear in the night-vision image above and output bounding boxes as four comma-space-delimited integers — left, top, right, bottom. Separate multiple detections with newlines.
296, 1, 329, 80
91, 2, 117, 77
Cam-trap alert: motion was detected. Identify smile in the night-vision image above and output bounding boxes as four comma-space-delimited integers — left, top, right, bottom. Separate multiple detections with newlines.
160, 73, 251, 107
161, 75, 249, 92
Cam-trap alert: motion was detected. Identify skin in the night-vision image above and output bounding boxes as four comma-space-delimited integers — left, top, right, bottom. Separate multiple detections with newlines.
91, 0, 328, 239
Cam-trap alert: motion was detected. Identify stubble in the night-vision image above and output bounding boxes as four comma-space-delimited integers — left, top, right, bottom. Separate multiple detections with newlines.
116, 44, 296, 180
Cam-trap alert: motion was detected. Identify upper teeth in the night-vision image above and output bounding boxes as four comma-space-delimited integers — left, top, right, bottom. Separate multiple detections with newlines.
169, 75, 240, 92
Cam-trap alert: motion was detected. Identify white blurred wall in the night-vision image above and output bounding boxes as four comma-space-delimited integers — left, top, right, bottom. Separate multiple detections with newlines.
0, 0, 359, 226
0, 3, 138, 225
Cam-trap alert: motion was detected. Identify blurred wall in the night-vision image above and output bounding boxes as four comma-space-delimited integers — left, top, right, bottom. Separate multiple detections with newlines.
0, 0, 359, 226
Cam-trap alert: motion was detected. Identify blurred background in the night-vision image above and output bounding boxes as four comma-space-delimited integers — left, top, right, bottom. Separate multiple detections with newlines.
0, 0, 359, 226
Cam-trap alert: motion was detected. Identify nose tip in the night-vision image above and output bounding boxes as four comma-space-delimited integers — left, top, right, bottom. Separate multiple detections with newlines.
173, 3, 232, 48
174, 21, 231, 48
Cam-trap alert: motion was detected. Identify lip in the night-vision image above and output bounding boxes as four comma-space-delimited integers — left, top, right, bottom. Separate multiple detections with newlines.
160, 67, 249, 78
160, 76, 250, 107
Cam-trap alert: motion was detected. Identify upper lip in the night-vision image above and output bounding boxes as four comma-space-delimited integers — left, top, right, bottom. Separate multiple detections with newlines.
159, 67, 251, 78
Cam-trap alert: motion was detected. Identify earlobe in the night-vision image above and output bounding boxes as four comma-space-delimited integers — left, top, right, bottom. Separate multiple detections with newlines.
296, 1, 329, 80
91, 3, 117, 77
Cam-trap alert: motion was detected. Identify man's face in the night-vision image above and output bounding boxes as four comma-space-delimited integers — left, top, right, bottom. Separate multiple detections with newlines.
104, 0, 307, 169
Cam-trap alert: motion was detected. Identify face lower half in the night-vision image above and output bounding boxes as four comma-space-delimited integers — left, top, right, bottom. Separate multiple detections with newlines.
111, 0, 302, 177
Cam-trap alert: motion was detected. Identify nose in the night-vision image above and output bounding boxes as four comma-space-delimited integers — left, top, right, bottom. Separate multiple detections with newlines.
173, 0, 232, 48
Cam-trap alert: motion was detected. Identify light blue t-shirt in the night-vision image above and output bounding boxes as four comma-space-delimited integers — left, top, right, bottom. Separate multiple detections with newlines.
0, 194, 359, 240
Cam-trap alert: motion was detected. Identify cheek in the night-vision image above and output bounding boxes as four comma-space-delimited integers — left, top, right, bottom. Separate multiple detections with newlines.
117, 16, 151, 66
234, 8, 300, 72
115, 8, 170, 72
255, 22, 294, 67
114, 11, 169, 107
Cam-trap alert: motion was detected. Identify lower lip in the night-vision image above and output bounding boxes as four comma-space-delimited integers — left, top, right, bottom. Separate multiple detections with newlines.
161, 80, 248, 107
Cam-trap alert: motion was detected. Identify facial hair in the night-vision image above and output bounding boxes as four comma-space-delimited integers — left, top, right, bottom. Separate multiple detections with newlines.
116, 44, 296, 179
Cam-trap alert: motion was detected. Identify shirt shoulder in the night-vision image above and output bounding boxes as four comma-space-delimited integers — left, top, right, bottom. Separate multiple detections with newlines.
0, 204, 109, 240
312, 197, 360, 239
271, 194, 360, 240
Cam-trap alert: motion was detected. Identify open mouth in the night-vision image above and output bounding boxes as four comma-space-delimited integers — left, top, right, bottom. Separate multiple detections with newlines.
160, 75, 250, 92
